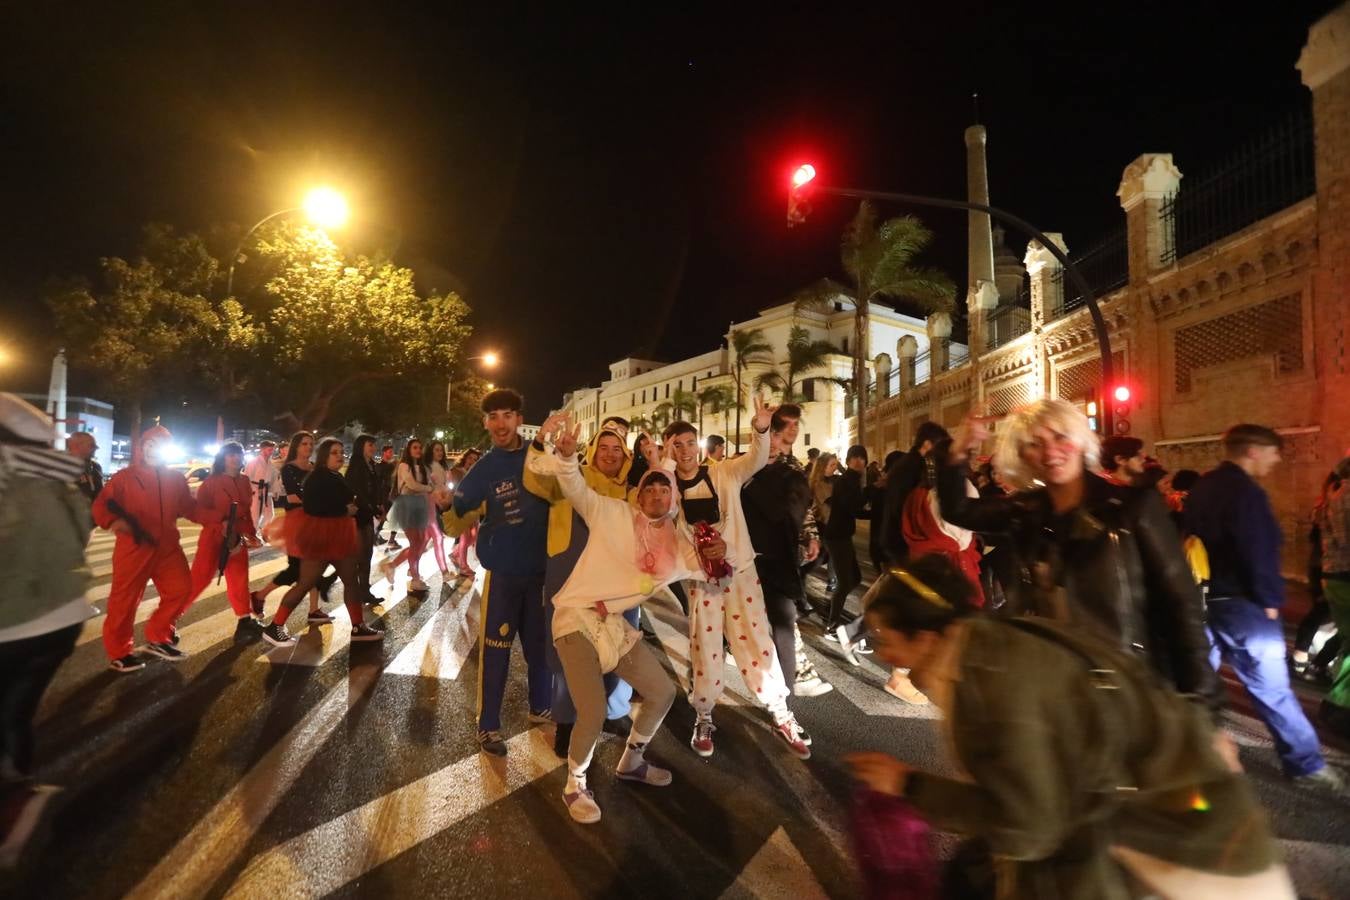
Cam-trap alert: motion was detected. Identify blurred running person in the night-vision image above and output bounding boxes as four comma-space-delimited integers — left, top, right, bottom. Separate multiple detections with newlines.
426, 440, 454, 579
448, 448, 481, 578
0, 395, 93, 866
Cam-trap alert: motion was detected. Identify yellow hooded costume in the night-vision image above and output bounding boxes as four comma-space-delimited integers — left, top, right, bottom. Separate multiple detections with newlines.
523, 428, 633, 557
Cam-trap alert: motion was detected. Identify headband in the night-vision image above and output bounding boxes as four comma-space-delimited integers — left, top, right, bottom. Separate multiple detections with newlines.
888, 567, 951, 609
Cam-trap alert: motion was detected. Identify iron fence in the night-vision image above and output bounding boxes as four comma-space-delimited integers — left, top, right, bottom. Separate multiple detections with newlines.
1161, 105, 1315, 264
986, 304, 1032, 349
1049, 228, 1129, 320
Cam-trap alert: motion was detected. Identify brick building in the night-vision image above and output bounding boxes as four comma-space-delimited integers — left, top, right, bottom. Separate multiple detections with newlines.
865, 3, 1350, 574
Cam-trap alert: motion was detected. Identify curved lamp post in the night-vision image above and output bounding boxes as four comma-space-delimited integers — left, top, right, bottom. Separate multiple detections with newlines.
224, 187, 350, 297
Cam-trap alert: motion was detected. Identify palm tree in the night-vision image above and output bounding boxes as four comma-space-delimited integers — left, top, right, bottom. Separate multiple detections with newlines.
730, 326, 773, 451
670, 388, 699, 423
753, 325, 839, 402
795, 202, 955, 448
651, 401, 674, 431
696, 384, 735, 439
629, 414, 653, 436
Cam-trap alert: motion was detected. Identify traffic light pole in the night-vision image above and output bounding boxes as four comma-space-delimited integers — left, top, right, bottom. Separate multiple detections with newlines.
811, 185, 1115, 435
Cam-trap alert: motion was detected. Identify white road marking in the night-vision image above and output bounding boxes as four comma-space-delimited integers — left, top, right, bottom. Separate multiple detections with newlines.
384, 587, 480, 680
718, 826, 828, 900
123, 663, 385, 900
222, 729, 562, 899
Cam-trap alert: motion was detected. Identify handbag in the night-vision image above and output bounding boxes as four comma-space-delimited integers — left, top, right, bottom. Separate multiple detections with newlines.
850, 787, 938, 900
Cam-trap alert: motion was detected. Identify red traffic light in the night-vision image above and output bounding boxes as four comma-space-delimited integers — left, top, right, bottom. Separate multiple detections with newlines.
1112, 385, 1131, 403
787, 164, 816, 228
792, 164, 817, 188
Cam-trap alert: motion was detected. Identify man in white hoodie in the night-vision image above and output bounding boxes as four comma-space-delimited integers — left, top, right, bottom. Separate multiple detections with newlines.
661, 394, 810, 760
544, 418, 694, 824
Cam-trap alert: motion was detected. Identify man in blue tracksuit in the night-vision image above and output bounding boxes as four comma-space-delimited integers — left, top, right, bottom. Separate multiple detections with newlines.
1185, 423, 1343, 792
450, 389, 552, 757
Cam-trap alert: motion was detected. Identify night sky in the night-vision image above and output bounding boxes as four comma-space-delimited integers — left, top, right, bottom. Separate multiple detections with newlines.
0, 2, 1335, 424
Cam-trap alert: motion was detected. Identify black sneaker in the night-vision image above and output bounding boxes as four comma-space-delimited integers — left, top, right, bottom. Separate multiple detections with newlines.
602, 715, 633, 736
350, 623, 384, 642
234, 617, 263, 642
554, 722, 575, 759
169, 627, 181, 647
478, 730, 508, 757
108, 654, 146, 673
261, 622, 297, 646
146, 642, 189, 662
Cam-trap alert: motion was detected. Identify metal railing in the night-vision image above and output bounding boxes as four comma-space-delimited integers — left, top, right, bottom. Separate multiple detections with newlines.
985, 304, 1032, 349
1161, 105, 1315, 264
1049, 228, 1128, 320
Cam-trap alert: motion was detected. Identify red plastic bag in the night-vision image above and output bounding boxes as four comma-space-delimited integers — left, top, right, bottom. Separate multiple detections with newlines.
850, 787, 938, 900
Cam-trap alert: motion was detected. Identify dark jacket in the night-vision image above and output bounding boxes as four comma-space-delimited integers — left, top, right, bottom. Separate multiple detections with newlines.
279, 463, 308, 511
1183, 461, 1284, 609
344, 457, 381, 527
302, 467, 355, 518
936, 458, 1219, 708
821, 468, 866, 540
742, 455, 814, 598
76, 458, 104, 503
880, 451, 926, 564
375, 460, 396, 509
905, 616, 1278, 898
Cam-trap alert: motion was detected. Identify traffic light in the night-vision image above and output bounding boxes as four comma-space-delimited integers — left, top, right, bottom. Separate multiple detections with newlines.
1111, 384, 1132, 434
787, 164, 816, 227
1086, 399, 1100, 434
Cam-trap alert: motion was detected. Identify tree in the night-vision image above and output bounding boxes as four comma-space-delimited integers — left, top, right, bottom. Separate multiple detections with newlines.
629, 415, 653, 436
795, 202, 955, 448
242, 223, 472, 433
753, 325, 839, 402
669, 388, 699, 423
46, 224, 224, 442
730, 327, 773, 451
696, 384, 735, 439
651, 402, 674, 431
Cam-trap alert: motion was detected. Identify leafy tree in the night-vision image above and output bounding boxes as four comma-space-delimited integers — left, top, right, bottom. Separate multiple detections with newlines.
236, 223, 472, 433
730, 327, 773, 451
46, 224, 223, 441
629, 415, 653, 436
651, 402, 674, 431
696, 384, 735, 439
795, 202, 955, 448
753, 325, 839, 402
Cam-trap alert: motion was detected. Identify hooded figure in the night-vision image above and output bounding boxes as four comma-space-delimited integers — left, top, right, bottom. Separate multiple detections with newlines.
91, 424, 202, 670
525, 426, 639, 753
544, 427, 705, 825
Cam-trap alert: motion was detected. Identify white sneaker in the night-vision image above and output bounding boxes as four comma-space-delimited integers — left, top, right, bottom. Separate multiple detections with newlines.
835, 624, 860, 666
793, 676, 834, 697
563, 787, 602, 824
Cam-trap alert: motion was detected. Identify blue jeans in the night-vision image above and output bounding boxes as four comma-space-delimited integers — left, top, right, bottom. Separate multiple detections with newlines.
1206, 597, 1324, 776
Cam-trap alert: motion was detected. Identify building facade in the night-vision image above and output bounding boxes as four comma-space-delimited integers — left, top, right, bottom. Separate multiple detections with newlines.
554, 302, 963, 459
865, 5, 1350, 574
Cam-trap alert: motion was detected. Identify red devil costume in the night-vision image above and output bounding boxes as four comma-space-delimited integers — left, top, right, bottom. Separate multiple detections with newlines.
188, 470, 257, 620
91, 425, 201, 662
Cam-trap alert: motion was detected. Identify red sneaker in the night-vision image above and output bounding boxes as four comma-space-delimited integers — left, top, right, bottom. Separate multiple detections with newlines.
690, 716, 716, 757
773, 717, 811, 760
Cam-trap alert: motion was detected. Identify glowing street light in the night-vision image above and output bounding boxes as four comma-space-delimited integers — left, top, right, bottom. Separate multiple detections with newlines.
302, 186, 350, 229
225, 186, 353, 297
480, 351, 500, 368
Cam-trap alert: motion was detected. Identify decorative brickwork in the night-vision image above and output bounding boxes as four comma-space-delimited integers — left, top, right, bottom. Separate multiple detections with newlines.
1173, 293, 1304, 392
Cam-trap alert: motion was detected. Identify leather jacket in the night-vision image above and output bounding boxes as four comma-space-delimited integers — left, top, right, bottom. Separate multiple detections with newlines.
936, 458, 1220, 710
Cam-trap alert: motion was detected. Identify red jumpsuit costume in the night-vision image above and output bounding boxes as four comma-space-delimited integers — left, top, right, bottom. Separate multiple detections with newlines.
91, 426, 201, 659
188, 472, 258, 619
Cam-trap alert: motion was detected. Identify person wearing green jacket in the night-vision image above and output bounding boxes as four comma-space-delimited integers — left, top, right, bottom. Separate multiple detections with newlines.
847, 554, 1293, 900
0, 394, 94, 868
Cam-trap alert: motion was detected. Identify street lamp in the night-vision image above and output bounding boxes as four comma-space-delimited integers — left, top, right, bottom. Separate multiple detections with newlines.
786, 164, 1117, 433
446, 352, 502, 412
225, 186, 350, 297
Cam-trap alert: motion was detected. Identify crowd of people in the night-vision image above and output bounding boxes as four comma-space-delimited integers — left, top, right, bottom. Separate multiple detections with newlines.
1, 384, 1347, 894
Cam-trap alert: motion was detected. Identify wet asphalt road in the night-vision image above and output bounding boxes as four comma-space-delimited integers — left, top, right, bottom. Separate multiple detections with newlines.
5, 524, 1349, 899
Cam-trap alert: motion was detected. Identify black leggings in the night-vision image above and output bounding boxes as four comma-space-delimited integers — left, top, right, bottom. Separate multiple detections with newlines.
823, 537, 861, 628
0, 624, 80, 782
761, 586, 799, 687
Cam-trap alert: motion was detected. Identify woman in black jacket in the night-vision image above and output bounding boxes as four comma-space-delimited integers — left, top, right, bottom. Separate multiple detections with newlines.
343, 433, 381, 605
250, 432, 334, 624
261, 437, 383, 646
937, 400, 1220, 710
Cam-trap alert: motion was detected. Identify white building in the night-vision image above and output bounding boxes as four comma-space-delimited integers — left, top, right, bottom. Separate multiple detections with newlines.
553, 299, 965, 460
